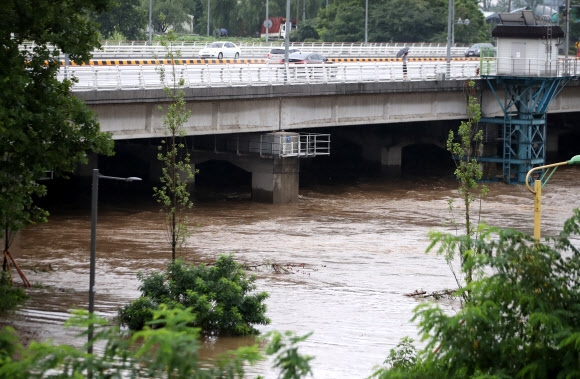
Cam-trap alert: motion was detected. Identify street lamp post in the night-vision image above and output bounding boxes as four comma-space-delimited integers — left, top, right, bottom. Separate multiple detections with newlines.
88, 169, 141, 356
148, 0, 152, 45
453, 18, 469, 45
364, 0, 368, 45
525, 155, 580, 241
446, 0, 453, 78
207, 0, 210, 36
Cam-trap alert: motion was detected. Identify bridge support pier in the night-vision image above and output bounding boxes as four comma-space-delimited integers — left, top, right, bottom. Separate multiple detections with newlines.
193, 152, 301, 204
381, 146, 402, 177
250, 157, 299, 204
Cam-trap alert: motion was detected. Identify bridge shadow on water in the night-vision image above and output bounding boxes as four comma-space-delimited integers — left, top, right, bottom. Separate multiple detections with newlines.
38, 136, 461, 209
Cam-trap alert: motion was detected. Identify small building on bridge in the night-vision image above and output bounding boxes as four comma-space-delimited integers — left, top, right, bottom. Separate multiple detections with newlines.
479, 9, 572, 184
492, 10, 564, 76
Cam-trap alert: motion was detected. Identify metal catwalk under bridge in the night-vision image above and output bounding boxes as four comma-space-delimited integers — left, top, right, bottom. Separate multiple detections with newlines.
479, 75, 572, 184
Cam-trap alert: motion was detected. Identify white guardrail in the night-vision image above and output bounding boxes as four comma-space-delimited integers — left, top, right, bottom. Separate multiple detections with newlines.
248, 133, 331, 158
59, 61, 485, 91
57, 58, 580, 92
22, 41, 471, 59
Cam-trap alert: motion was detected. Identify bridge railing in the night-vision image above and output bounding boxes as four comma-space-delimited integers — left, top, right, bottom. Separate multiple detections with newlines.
59, 61, 486, 91
22, 41, 470, 59
205, 133, 331, 158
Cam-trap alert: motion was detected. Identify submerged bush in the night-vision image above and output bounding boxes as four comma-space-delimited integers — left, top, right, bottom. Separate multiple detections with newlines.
0, 272, 28, 312
119, 254, 270, 336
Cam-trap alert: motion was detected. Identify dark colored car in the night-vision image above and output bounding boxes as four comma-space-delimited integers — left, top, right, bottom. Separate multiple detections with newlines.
266, 48, 301, 61
280, 52, 330, 63
464, 43, 496, 57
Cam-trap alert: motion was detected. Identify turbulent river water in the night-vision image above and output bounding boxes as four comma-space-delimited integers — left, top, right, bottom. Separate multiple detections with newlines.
3, 168, 580, 378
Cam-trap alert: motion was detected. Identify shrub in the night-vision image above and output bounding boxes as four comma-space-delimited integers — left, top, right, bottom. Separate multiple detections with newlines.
119, 254, 270, 336
117, 296, 157, 331
373, 209, 580, 378
0, 272, 27, 313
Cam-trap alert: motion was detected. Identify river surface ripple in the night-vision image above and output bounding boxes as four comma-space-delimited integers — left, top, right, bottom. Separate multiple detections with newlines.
4, 171, 580, 378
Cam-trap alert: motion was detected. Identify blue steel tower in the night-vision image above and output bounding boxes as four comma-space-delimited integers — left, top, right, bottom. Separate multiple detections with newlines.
478, 10, 574, 183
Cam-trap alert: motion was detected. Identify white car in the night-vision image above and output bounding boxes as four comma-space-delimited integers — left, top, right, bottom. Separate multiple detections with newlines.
199, 41, 241, 59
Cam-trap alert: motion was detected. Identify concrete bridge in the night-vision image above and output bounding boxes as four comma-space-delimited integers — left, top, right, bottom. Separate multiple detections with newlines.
74, 74, 580, 203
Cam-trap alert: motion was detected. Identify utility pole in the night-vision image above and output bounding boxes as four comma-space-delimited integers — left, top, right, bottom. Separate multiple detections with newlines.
565, 0, 571, 60
266, 0, 269, 43
446, 0, 453, 78
207, 0, 210, 36
148, 0, 152, 45
365, 0, 368, 45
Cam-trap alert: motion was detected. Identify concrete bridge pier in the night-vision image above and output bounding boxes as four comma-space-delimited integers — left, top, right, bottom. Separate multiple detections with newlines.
381, 145, 403, 177
228, 156, 299, 204
193, 153, 300, 204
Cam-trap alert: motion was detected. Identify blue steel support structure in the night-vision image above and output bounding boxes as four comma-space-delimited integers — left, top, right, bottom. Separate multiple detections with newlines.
479, 76, 572, 183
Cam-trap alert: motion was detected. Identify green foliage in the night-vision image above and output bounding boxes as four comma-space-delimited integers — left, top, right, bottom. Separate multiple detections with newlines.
264, 331, 314, 379
379, 209, 580, 378
445, 80, 488, 285
92, 0, 147, 40
150, 0, 191, 33
1, 307, 264, 378
1, 307, 315, 378
117, 296, 156, 331
383, 337, 417, 372
368, 0, 447, 43
0, 272, 28, 312
294, 19, 320, 42
0, 0, 115, 241
119, 254, 271, 336
153, 31, 195, 261
318, 0, 365, 42
368, 336, 442, 379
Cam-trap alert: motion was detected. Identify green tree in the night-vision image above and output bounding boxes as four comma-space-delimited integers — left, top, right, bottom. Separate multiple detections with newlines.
150, 0, 190, 33
118, 254, 271, 336
93, 0, 147, 40
445, 80, 488, 286
371, 209, 580, 378
153, 31, 195, 261
294, 18, 321, 41
368, 0, 447, 43
318, 0, 365, 42
0, 0, 115, 264
454, 0, 492, 45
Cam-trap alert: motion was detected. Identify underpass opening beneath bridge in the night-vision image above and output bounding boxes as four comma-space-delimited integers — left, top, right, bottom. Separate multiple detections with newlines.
194, 159, 251, 201
402, 143, 455, 177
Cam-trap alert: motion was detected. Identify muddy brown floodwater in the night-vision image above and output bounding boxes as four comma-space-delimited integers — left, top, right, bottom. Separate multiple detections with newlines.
4, 170, 580, 378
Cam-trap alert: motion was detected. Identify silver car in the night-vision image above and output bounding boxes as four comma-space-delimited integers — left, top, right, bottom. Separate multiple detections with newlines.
465, 43, 496, 57
266, 48, 301, 62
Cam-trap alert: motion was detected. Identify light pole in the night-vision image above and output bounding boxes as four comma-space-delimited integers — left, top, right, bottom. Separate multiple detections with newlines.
148, 0, 152, 45
265, 0, 269, 43
453, 18, 469, 45
207, 0, 210, 36
525, 155, 580, 241
284, 0, 290, 62
446, 0, 453, 78
88, 169, 141, 356
364, 0, 368, 45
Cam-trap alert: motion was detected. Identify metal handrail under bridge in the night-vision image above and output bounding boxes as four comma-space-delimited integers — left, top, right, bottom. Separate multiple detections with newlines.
204, 133, 331, 158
